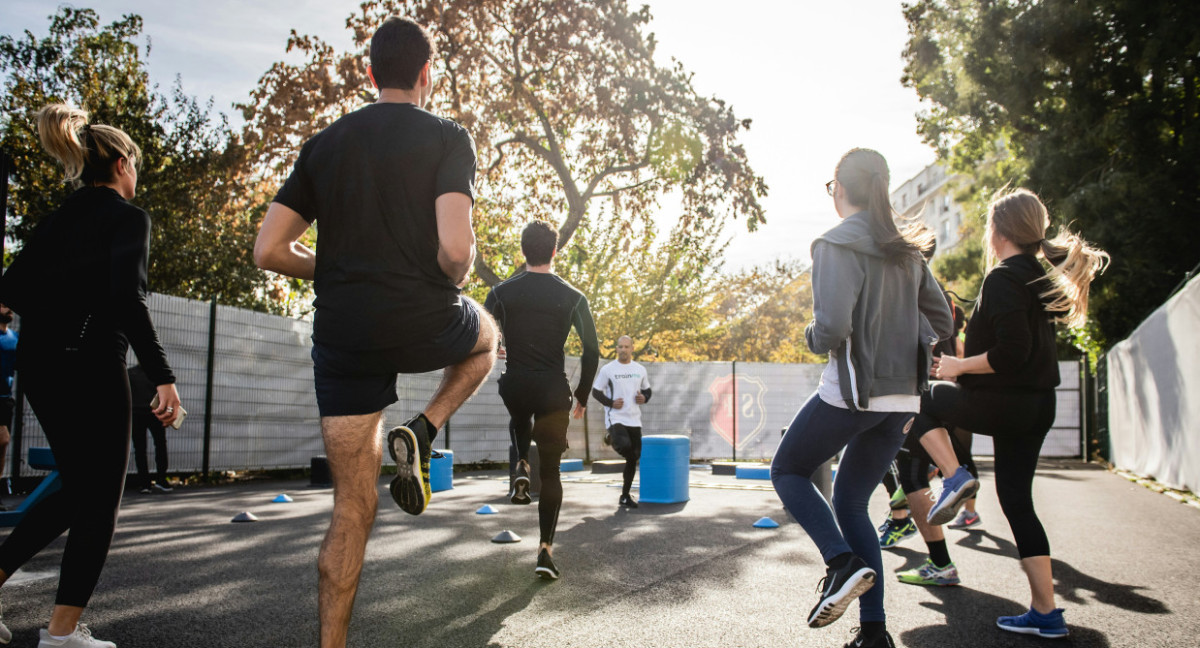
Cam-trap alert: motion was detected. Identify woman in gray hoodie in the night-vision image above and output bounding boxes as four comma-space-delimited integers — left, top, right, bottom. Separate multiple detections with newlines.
771, 148, 954, 648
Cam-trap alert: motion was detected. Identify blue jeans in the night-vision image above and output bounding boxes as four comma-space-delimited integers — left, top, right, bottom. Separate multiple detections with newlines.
771, 392, 912, 623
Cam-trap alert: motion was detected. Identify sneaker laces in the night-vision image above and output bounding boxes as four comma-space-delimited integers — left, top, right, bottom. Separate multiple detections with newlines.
75, 623, 94, 639
815, 575, 830, 595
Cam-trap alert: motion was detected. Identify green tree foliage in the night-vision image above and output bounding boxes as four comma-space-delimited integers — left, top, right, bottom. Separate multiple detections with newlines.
903, 0, 1200, 347
239, 0, 767, 357
0, 7, 284, 312
708, 260, 822, 363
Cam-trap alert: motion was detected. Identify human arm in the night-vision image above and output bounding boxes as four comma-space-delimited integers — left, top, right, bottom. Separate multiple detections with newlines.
804, 241, 865, 354
573, 295, 601, 405
110, 208, 178, 423
254, 202, 315, 280
591, 387, 619, 409
937, 271, 1031, 379
435, 192, 475, 286
635, 371, 651, 404
918, 264, 954, 343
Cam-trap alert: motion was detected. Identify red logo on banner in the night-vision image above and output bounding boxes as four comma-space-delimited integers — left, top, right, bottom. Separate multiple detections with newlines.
708, 374, 768, 450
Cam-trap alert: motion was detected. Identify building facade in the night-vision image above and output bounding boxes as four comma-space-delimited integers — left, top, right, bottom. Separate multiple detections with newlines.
891, 163, 965, 257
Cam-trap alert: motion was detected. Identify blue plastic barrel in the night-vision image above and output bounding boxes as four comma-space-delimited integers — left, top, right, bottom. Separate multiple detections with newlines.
430, 450, 454, 493
639, 435, 690, 504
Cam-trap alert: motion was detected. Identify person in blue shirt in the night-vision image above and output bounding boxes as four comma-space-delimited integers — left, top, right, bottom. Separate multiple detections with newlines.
0, 303, 16, 501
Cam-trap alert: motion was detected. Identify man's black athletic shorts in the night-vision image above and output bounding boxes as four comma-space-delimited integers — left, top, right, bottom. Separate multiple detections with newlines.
312, 298, 483, 417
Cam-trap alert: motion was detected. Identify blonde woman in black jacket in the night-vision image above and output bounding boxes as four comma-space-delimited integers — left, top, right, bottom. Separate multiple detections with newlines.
912, 188, 1107, 639
0, 104, 181, 648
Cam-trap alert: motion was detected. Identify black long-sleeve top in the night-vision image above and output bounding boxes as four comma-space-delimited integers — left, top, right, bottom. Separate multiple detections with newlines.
0, 186, 175, 385
484, 271, 599, 404
960, 254, 1060, 391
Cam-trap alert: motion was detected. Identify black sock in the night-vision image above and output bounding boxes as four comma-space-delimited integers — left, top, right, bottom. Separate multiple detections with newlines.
928, 540, 951, 568
417, 413, 437, 444
860, 621, 886, 642
827, 552, 854, 570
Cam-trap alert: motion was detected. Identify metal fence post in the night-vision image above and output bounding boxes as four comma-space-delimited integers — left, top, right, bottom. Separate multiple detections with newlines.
202, 298, 217, 479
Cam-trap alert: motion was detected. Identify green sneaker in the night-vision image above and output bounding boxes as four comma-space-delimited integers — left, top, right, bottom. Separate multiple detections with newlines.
897, 559, 961, 587
888, 486, 908, 511
879, 516, 917, 549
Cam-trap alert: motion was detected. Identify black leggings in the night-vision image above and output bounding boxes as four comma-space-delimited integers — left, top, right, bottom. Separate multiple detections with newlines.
498, 371, 571, 545
897, 424, 978, 493
131, 408, 168, 489
911, 381, 1056, 558
0, 348, 131, 607
609, 424, 642, 496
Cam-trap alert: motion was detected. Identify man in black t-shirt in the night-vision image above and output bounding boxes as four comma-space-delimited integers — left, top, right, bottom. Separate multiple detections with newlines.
254, 17, 497, 648
484, 221, 599, 580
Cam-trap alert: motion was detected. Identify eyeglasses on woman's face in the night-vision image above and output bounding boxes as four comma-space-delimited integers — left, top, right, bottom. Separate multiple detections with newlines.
825, 179, 837, 197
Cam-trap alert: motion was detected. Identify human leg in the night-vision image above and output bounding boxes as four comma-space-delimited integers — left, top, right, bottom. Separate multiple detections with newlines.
992, 418, 1055, 611
831, 414, 909, 624
422, 300, 497, 429
317, 412, 384, 648
620, 427, 641, 503
771, 394, 893, 628
499, 373, 535, 505
130, 409, 153, 491
149, 419, 169, 487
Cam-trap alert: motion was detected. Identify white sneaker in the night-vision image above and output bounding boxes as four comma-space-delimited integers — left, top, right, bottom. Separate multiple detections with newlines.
0, 596, 11, 644
38, 624, 115, 647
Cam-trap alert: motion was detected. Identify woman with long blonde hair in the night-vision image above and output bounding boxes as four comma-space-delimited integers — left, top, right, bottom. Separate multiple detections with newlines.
911, 188, 1108, 638
0, 104, 181, 648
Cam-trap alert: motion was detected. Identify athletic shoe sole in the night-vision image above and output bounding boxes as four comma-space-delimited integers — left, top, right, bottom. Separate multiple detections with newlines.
807, 567, 876, 628
511, 476, 532, 505
996, 621, 1069, 638
535, 565, 560, 580
388, 426, 427, 515
927, 480, 979, 526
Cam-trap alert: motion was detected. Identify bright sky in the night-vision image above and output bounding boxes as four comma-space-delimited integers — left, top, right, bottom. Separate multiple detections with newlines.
1, 0, 937, 270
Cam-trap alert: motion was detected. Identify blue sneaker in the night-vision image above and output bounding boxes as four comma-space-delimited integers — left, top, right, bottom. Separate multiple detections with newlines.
879, 516, 917, 549
997, 607, 1069, 638
926, 466, 979, 526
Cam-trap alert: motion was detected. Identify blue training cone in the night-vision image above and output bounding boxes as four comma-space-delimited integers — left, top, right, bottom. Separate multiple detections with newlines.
272, 494, 293, 503
476, 504, 499, 515
753, 516, 780, 528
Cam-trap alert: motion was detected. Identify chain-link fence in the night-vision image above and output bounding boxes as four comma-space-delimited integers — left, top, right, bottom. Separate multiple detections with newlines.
10, 294, 1086, 478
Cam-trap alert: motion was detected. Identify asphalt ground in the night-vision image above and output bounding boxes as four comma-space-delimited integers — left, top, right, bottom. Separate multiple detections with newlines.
0, 459, 1193, 647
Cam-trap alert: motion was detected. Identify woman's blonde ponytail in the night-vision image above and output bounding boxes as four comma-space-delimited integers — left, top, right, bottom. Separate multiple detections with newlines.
34, 103, 140, 186
36, 104, 91, 183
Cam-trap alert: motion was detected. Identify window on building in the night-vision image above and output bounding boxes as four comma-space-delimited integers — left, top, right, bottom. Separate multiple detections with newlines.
942, 195, 951, 212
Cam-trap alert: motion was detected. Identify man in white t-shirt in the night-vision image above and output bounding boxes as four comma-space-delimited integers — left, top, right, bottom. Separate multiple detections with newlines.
591, 336, 652, 507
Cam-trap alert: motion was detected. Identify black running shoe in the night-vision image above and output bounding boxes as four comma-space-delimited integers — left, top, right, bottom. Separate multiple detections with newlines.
387, 418, 430, 515
511, 459, 532, 505
808, 555, 877, 628
535, 548, 560, 580
843, 628, 895, 648
619, 494, 638, 508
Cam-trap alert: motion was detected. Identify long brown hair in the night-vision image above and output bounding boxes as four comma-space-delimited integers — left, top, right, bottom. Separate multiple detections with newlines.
835, 148, 933, 264
987, 188, 1109, 327
36, 103, 140, 186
